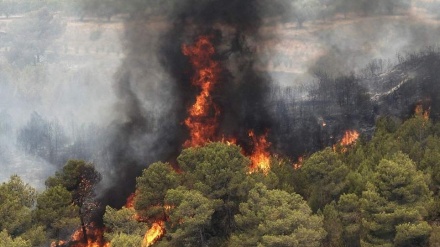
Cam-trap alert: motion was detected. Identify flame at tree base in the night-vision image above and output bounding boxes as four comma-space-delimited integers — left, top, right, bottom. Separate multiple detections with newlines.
142, 221, 165, 247
248, 131, 271, 174
51, 224, 110, 247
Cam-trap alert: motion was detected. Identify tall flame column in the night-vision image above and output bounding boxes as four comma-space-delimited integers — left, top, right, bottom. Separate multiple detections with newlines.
182, 36, 221, 147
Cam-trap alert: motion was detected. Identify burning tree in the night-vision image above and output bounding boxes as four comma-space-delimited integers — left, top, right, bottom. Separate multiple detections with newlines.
104, 140, 323, 246
130, 143, 270, 246
103, 206, 146, 245
180, 36, 273, 173
45, 160, 102, 245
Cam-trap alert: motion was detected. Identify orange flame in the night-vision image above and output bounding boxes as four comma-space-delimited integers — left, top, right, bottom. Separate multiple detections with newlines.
125, 191, 171, 246
293, 156, 303, 170
142, 221, 165, 247
415, 104, 430, 120
53, 224, 109, 247
221, 135, 237, 146
50, 241, 66, 247
125, 193, 136, 209
333, 130, 359, 153
340, 130, 359, 146
248, 131, 271, 173
182, 36, 221, 147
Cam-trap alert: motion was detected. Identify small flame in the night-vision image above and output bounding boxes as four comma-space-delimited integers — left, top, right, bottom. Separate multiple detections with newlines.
51, 241, 66, 247
248, 131, 271, 173
164, 204, 173, 212
125, 193, 136, 209
333, 130, 359, 153
142, 221, 165, 247
415, 103, 430, 120
221, 135, 237, 146
293, 156, 303, 170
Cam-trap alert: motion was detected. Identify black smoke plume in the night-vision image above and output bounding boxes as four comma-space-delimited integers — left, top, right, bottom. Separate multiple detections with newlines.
100, 0, 440, 208
101, 0, 275, 207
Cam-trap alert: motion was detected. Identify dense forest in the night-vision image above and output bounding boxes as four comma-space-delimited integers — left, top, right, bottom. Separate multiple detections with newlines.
1, 106, 440, 246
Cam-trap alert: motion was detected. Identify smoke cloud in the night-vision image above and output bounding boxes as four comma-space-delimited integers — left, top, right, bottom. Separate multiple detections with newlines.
102, 0, 277, 206
98, 0, 440, 206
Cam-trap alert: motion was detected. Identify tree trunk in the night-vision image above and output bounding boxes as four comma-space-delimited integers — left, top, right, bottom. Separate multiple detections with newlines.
79, 208, 88, 243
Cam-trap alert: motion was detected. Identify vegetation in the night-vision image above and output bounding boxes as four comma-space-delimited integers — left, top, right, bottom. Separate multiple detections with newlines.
0, 160, 100, 246
99, 110, 440, 247
2, 110, 440, 246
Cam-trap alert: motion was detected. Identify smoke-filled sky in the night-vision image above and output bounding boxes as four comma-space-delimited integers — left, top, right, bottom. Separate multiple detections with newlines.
1, 0, 440, 195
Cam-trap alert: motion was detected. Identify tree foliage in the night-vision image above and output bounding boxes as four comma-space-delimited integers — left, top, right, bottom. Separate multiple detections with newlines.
135, 162, 179, 220
133, 143, 322, 246
0, 175, 36, 237
33, 185, 80, 241
103, 206, 146, 243
230, 183, 326, 247
0, 230, 31, 247
4, 93, 440, 246
45, 159, 101, 243
163, 188, 216, 246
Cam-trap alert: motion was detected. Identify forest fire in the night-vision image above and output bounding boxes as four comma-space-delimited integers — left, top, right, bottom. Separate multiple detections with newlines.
67, 36, 275, 247
181, 35, 272, 173
182, 36, 221, 147
333, 130, 360, 153
70, 227, 109, 247
248, 131, 271, 173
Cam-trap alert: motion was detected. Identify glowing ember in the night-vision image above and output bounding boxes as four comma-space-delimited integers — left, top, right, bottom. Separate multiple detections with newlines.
333, 130, 359, 153
248, 131, 271, 173
51, 241, 66, 247
142, 221, 165, 247
293, 156, 303, 170
182, 36, 221, 147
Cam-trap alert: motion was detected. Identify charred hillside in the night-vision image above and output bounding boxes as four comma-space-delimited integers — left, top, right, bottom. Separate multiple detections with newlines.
372, 49, 440, 120
269, 49, 440, 158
